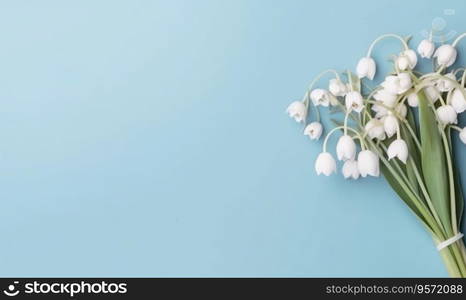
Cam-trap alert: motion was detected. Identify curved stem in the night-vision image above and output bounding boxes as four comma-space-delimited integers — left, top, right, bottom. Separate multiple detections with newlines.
452, 33, 466, 47
366, 34, 409, 57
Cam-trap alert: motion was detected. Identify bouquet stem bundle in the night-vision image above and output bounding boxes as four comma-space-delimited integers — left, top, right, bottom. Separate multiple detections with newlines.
287, 33, 466, 277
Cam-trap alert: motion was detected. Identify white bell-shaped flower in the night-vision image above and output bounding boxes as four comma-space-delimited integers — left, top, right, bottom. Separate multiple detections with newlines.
434, 44, 457, 67
286, 101, 307, 123
459, 127, 466, 144
425, 86, 440, 103
372, 103, 389, 118
407, 92, 419, 107
336, 135, 357, 161
381, 73, 412, 95
310, 89, 331, 107
450, 88, 466, 113
357, 150, 380, 177
315, 152, 337, 176
345, 91, 364, 113
304, 122, 323, 140
329, 78, 347, 96
396, 49, 417, 70
356, 57, 376, 80
365, 119, 386, 140
387, 139, 409, 164
395, 103, 407, 118
383, 114, 398, 138
436, 73, 456, 92
374, 88, 397, 107
417, 39, 435, 58
436, 105, 457, 125
342, 160, 360, 179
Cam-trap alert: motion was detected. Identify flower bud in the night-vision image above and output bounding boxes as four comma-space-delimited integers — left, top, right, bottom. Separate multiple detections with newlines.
436, 105, 457, 125
315, 152, 337, 176
417, 39, 435, 58
357, 150, 379, 177
434, 44, 457, 67
336, 135, 357, 161
286, 101, 306, 123
356, 57, 376, 80
387, 139, 408, 164
304, 122, 323, 140
342, 160, 360, 179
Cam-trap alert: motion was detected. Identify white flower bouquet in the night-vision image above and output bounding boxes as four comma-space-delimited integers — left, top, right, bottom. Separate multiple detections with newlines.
287, 32, 466, 277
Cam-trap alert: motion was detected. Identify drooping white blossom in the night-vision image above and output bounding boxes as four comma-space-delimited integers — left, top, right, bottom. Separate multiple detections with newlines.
387, 139, 409, 164
356, 57, 376, 80
357, 150, 380, 177
381, 73, 412, 95
310, 89, 331, 106
342, 160, 360, 179
424, 86, 440, 103
336, 135, 357, 161
345, 91, 364, 113
396, 49, 417, 70
407, 92, 419, 107
383, 114, 398, 138
304, 122, 323, 140
436, 105, 458, 125
286, 101, 307, 123
365, 119, 386, 140
450, 88, 466, 113
329, 78, 347, 97
417, 39, 435, 58
374, 88, 397, 107
434, 44, 457, 67
436, 73, 456, 92
315, 152, 337, 176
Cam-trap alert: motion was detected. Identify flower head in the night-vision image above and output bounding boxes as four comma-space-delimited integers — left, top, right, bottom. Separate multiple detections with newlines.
345, 91, 364, 113
450, 88, 466, 113
365, 119, 386, 140
436, 105, 457, 125
310, 89, 331, 107
434, 44, 457, 67
357, 150, 379, 177
286, 101, 307, 122
396, 49, 417, 70
315, 152, 337, 176
329, 78, 347, 96
387, 139, 408, 164
342, 160, 360, 179
417, 39, 435, 58
304, 122, 323, 140
336, 135, 357, 161
356, 57, 376, 80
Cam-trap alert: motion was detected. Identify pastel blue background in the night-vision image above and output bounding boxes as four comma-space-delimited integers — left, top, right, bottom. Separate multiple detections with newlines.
0, 0, 465, 277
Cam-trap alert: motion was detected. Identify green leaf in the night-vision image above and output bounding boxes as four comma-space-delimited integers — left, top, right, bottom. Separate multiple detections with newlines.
417, 90, 451, 234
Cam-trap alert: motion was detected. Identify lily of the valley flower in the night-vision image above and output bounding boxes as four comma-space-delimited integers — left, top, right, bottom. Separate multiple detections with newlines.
434, 44, 457, 67
356, 57, 376, 80
342, 160, 360, 179
387, 139, 409, 164
304, 122, 323, 140
315, 152, 337, 176
395, 103, 407, 118
417, 39, 435, 58
374, 88, 397, 107
451, 88, 466, 113
436, 105, 458, 124
329, 78, 347, 96
345, 91, 364, 113
357, 150, 380, 177
383, 114, 398, 138
310, 89, 331, 106
436, 73, 456, 92
396, 49, 417, 70
460, 127, 466, 144
365, 119, 386, 140
336, 135, 357, 161
407, 92, 419, 107
286, 101, 307, 122
381, 73, 412, 95
424, 86, 440, 103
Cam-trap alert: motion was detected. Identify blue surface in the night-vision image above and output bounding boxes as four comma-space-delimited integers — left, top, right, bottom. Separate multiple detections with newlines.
0, 0, 465, 277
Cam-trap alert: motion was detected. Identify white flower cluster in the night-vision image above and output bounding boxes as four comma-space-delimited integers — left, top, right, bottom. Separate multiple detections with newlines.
286, 34, 466, 180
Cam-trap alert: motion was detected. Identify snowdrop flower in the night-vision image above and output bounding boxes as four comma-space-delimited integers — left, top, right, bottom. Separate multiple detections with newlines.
384, 114, 398, 138
329, 78, 347, 96
374, 88, 397, 107
451, 88, 466, 113
382, 73, 412, 95
417, 39, 435, 58
365, 119, 386, 140
387, 139, 409, 164
304, 122, 323, 140
407, 92, 419, 107
357, 150, 380, 177
345, 91, 364, 113
434, 44, 457, 67
459, 127, 466, 144
356, 57, 376, 80
336, 135, 357, 161
286, 101, 307, 122
396, 49, 417, 70
342, 160, 360, 179
436, 73, 456, 92
436, 105, 457, 125
315, 152, 337, 176
310, 89, 332, 107
424, 86, 440, 103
